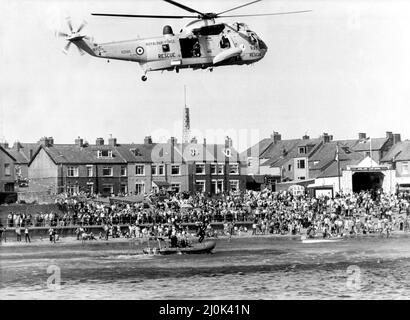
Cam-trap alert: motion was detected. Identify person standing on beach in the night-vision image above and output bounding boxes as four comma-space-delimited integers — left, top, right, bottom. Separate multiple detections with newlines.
16, 226, 22, 242
0, 224, 4, 243
48, 227, 54, 242
24, 227, 31, 243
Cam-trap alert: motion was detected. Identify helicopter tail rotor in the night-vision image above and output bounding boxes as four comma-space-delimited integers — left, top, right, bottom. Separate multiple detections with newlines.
56, 17, 89, 55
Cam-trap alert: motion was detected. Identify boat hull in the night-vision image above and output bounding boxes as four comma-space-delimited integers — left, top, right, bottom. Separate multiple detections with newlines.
144, 241, 216, 255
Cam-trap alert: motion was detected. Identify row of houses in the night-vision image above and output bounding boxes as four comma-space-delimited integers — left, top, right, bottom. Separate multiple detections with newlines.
243, 130, 408, 196
1, 135, 247, 196
1, 130, 409, 198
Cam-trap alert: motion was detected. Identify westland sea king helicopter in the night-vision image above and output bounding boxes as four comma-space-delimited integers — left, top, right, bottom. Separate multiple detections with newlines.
57, 0, 310, 81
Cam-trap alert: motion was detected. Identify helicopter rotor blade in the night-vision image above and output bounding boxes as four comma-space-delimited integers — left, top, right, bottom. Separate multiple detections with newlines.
66, 17, 73, 33
220, 10, 312, 18
76, 20, 87, 33
91, 13, 196, 19
57, 31, 69, 38
216, 0, 262, 16
63, 41, 72, 54
163, 0, 205, 16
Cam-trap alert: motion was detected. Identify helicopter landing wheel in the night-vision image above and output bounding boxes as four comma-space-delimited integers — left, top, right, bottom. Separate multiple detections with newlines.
209, 67, 213, 72
141, 75, 147, 81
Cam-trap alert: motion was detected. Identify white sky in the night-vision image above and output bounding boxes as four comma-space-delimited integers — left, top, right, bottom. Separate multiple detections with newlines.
1, 0, 410, 151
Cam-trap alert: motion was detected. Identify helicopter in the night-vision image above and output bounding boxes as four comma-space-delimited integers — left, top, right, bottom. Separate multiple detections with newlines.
57, 0, 310, 81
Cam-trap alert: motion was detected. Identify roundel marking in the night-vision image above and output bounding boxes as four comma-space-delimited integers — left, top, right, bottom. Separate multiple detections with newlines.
136, 46, 144, 55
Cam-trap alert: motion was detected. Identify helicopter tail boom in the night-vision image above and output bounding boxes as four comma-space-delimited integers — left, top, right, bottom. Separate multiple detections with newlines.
70, 37, 98, 57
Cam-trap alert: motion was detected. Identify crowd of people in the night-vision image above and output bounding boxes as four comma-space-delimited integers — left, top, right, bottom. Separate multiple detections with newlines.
2, 188, 410, 243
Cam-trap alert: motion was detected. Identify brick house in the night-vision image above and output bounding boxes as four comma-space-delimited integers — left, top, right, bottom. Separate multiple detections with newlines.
0, 145, 16, 192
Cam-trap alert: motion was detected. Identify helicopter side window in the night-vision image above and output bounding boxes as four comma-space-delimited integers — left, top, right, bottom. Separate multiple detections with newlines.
179, 38, 201, 58
220, 35, 231, 49
162, 44, 170, 52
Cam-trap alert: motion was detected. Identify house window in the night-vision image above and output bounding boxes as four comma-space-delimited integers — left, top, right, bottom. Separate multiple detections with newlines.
121, 166, 127, 176
218, 164, 224, 175
102, 184, 114, 195
86, 182, 94, 194
4, 164, 11, 176
158, 165, 165, 175
135, 182, 145, 195
229, 163, 239, 175
229, 180, 239, 192
135, 165, 145, 176
97, 150, 113, 158
365, 151, 371, 157
171, 183, 181, 193
211, 179, 224, 194
15, 165, 22, 177
298, 147, 306, 154
298, 176, 306, 180
211, 164, 217, 175
130, 148, 142, 156
66, 185, 79, 194
67, 166, 79, 177
171, 165, 180, 175
196, 180, 206, 192
102, 167, 113, 176
151, 165, 157, 175
195, 163, 205, 175
86, 165, 93, 177
297, 159, 306, 169
403, 162, 409, 174
288, 164, 292, 171
120, 184, 128, 194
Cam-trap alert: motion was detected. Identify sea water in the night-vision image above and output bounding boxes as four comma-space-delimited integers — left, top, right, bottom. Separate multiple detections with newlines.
1, 235, 410, 299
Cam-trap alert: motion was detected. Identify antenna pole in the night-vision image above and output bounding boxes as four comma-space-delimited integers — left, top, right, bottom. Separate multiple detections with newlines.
184, 85, 187, 108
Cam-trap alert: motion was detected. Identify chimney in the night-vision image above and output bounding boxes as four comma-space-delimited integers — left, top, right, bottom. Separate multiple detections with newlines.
168, 137, 176, 163
359, 132, 367, 140
302, 135, 310, 140
271, 131, 281, 144
96, 138, 104, 146
16, 141, 22, 152
224, 136, 233, 148
39, 136, 53, 147
393, 133, 401, 144
144, 136, 152, 144
108, 137, 117, 146
75, 136, 84, 147
322, 133, 330, 144
386, 131, 393, 140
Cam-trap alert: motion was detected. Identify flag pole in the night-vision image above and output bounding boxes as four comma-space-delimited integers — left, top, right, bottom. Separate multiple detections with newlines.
369, 137, 373, 167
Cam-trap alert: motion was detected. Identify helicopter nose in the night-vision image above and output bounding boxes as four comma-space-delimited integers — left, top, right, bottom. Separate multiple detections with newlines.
258, 39, 268, 51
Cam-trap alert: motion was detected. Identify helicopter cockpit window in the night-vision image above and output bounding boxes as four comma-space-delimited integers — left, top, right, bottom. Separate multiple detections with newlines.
249, 33, 258, 44
233, 22, 249, 32
162, 44, 170, 52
